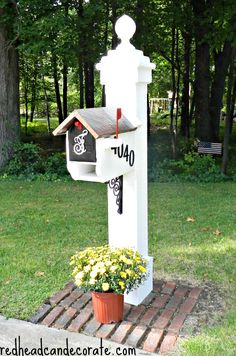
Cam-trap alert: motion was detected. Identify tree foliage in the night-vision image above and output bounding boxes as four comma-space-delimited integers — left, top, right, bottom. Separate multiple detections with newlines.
1, 0, 236, 171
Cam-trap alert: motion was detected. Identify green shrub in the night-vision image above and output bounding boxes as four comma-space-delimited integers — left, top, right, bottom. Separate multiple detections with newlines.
149, 152, 228, 183
5, 143, 44, 176
43, 153, 68, 177
3, 143, 68, 180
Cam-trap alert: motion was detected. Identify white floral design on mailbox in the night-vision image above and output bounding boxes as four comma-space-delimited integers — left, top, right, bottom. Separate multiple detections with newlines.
73, 129, 88, 156
53, 107, 138, 183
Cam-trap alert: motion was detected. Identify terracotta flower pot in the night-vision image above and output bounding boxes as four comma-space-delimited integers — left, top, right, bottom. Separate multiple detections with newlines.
91, 291, 124, 324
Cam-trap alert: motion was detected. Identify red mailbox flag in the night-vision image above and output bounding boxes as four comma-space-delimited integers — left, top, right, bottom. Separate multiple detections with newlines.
116, 108, 122, 138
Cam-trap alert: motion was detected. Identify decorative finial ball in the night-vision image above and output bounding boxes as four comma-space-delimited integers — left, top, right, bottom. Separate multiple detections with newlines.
115, 15, 136, 42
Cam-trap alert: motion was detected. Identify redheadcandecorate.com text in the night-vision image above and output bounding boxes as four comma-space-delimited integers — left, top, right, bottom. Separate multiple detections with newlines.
0, 337, 136, 356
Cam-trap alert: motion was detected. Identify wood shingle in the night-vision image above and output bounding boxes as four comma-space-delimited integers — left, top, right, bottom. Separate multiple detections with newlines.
53, 107, 138, 138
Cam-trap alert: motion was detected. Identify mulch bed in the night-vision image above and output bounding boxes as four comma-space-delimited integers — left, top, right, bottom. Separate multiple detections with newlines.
29, 279, 225, 355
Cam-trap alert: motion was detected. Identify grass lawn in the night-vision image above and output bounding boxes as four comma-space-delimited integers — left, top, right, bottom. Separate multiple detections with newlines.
0, 180, 236, 355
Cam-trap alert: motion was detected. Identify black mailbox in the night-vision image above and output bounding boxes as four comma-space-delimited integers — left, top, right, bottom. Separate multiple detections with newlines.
68, 121, 96, 162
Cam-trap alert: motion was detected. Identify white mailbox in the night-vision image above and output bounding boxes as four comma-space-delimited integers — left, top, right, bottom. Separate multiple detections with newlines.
53, 107, 138, 183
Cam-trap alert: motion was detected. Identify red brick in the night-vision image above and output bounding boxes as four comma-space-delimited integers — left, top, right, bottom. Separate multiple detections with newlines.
159, 332, 177, 354
72, 292, 91, 311
162, 282, 176, 295
189, 287, 202, 300
126, 325, 147, 347
153, 309, 175, 329
64, 281, 75, 290
174, 287, 189, 298
83, 317, 102, 335
179, 297, 197, 314
123, 303, 132, 318
54, 307, 77, 329
96, 323, 117, 339
50, 290, 70, 306
143, 328, 164, 353
142, 292, 156, 306
60, 289, 83, 308
111, 321, 133, 343
153, 280, 164, 292
152, 295, 170, 309
168, 313, 187, 334
126, 305, 146, 323
49, 282, 75, 306
29, 304, 52, 324
67, 302, 93, 332
165, 295, 182, 311
140, 307, 158, 326
41, 306, 64, 326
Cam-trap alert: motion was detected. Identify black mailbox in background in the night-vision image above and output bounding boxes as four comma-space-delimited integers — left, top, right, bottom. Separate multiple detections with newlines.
68, 121, 96, 162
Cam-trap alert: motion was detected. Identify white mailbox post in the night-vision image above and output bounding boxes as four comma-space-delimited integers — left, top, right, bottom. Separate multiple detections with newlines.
96, 15, 155, 305
53, 14, 155, 306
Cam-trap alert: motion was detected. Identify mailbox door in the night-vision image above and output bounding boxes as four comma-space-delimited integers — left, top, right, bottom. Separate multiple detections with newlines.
68, 124, 96, 162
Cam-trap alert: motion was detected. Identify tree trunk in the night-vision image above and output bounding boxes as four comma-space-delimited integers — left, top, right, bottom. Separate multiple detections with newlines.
189, 88, 195, 124
0, 7, 20, 168
52, 55, 63, 124
42, 74, 51, 133
191, 0, 212, 141
194, 41, 211, 140
79, 58, 84, 108
63, 61, 68, 119
30, 61, 38, 122
102, 85, 106, 107
180, 32, 191, 138
84, 62, 94, 108
229, 77, 236, 134
111, 0, 118, 49
62, 2, 68, 119
174, 29, 180, 132
209, 41, 232, 141
221, 51, 235, 174
170, 26, 176, 132
76, 0, 84, 109
134, 0, 145, 50
23, 71, 29, 132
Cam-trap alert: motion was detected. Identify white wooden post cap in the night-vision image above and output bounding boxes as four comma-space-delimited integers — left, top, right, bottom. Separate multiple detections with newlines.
115, 15, 136, 47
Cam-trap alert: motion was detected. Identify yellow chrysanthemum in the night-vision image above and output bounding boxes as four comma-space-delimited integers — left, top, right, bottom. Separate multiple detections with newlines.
110, 265, 117, 273
138, 265, 147, 273
100, 267, 106, 274
89, 278, 96, 285
125, 258, 133, 265
119, 255, 126, 262
125, 269, 132, 276
97, 262, 105, 268
75, 271, 84, 279
90, 270, 97, 278
84, 265, 91, 272
118, 281, 125, 289
120, 271, 127, 279
102, 283, 110, 291
75, 279, 83, 286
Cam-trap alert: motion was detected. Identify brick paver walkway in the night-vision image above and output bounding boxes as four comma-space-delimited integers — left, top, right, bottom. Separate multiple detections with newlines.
29, 280, 202, 354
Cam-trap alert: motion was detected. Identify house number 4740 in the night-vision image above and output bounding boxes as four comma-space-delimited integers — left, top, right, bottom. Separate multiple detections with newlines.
111, 144, 135, 167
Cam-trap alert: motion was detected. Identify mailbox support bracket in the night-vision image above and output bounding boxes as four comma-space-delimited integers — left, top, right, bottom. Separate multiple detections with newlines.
108, 175, 123, 214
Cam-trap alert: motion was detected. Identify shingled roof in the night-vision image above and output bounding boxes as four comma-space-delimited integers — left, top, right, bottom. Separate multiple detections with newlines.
53, 107, 138, 139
